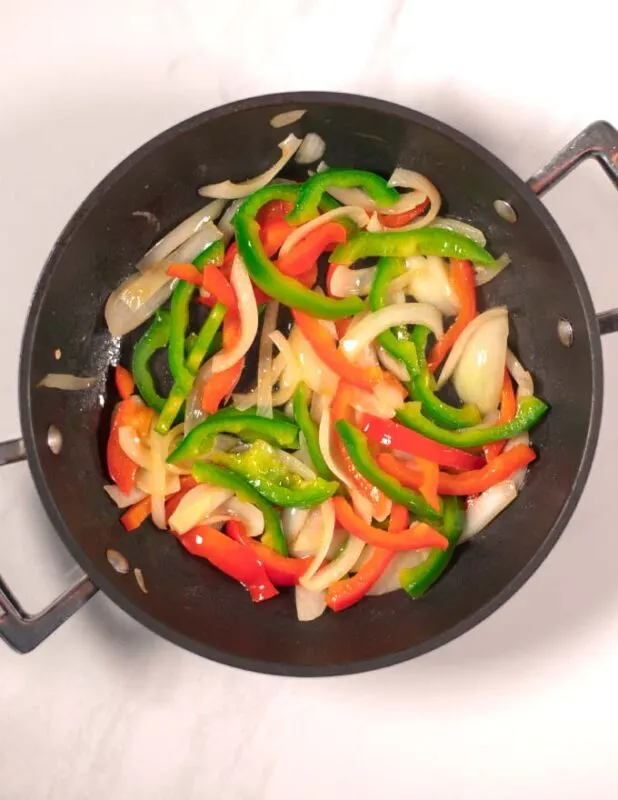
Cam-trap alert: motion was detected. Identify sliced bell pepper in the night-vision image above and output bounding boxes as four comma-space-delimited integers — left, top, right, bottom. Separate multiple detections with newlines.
167, 263, 203, 285
256, 199, 295, 226
296, 263, 318, 289
292, 382, 335, 481
179, 525, 278, 602
411, 324, 481, 429
376, 197, 430, 228
428, 259, 476, 372
201, 266, 237, 311
334, 419, 443, 524
359, 412, 485, 470
277, 222, 347, 277
292, 309, 383, 390
226, 520, 308, 586
415, 456, 440, 512
287, 169, 400, 225
165, 475, 199, 521
114, 365, 135, 400
132, 309, 171, 413
395, 397, 549, 449
107, 398, 154, 494
233, 185, 365, 320
332, 496, 447, 551
331, 227, 497, 267
400, 496, 464, 598
484, 371, 517, 461
120, 495, 152, 532
201, 310, 244, 414
210, 439, 338, 508
325, 504, 409, 612
192, 461, 288, 556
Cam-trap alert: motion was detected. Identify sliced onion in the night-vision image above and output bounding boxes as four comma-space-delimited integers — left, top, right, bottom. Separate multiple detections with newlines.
295, 133, 326, 164
199, 134, 302, 199
367, 550, 429, 595
168, 485, 234, 535
310, 390, 329, 424
366, 212, 382, 233
461, 480, 518, 543
277, 449, 316, 481
220, 496, 264, 538
298, 500, 335, 583
104, 485, 147, 508
232, 352, 286, 411
255, 301, 279, 418
270, 109, 306, 128
318, 409, 350, 489
136, 200, 225, 273
326, 185, 377, 208
348, 387, 397, 419
218, 199, 243, 244
269, 331, 300, 407
432, 216, 486, 246
300, 535, 365, 592
295, 585, 326, 622
282, 506, 311, 544
377, 346, 410, 382
506, 348, 534, 399
504, 433, 531, 489
329, 265, 376, 298
383, 167, 441, 229
149, 426, 169, 529
437, 307, 508, 389
212, 256, 258, 373
340, 303, 443, 361
453, 312, 509, 415
289, 507, 323, 556
118, 426, 151, 468
404, 256, 459, 316
279, 206, 368, 256
200, 514, 233, 530
474, 253, 511, 286
38, 373, 98, 390
294, 523, 346, 558
135, 469, 180, 496
162, 424, 191, 476
289, 326, 339, 396
105, 225, 221, 337
184, 359, 212, 434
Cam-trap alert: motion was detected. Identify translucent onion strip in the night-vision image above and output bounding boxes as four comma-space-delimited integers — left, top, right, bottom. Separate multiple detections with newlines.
149, 426, 170, 529
256, 301, 279, 417
269, 331, 301, 407
367, 550, 429, 595
221, 497, 265, 538
279, 206, 369, 256
461, 480, 518, 543
38, 374, 98, 390
377, 345, 410, 382
431, 216, 486, 246
453, 312, 509, 416
437, 307, 508, 389
328, 265, 376, 298
300, 534, 365, 593
294, 133, 326, 164
212, 256, 258, 373
384, 167, 441, 228
474, 253, 511, 286
184, 359, 212, 434
277, 449, 316, 481
168, 485, 234, 535
218, 199, 243, 244
295, 585, 326, 622
104, 485, 147, 508
282, 507, 311, 545
270, 109, 306, 128
403, 256, 459, 316
290, 507, 324, 557
289, 326, 339, 396
298, 500, 335, 583
118, 426, 151, 468
506, 348, 534, 399
199, 134, 302, 199
135, 469, 180, 496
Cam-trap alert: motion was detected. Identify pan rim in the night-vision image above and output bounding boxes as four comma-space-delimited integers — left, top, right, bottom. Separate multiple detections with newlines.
17, 91, 604, 676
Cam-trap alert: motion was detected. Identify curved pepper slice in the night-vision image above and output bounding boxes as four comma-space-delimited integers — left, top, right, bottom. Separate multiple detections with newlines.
428, 259, 477, 372
226, 520, 309, 586
107, 397, 154, 494
377, 197, 430, 228
192, 462, 288, 556
483, 371, 517, 461
233, 185, 365, 320
277, 222, 347, 277
115, 365, 135, 400
120, 495, 152, 531
292, 382, 335, 482
132, 309, 171, 413
331, 227, 497, 267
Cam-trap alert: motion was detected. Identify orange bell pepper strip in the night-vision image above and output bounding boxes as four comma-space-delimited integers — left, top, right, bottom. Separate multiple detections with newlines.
296, 263, 318, 289
428, 259, 476, 372
376, 197, 430, 228
166, 263, 203, 285
201, 312, 244, 413
225, 520, 309, 586
326, 504, 409, 612
114, 365, 135, 400
292, 309, 383, 390
415, 456, 441, 512
106, 398, 154, 495
332, 496, 448, 551
483, 371, 517, 461
120, 495, 152, 532
277, 222, 347, 277
200, 266, 237, 311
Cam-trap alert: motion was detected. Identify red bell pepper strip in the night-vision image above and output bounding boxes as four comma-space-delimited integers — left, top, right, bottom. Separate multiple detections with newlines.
295, 263, 318, 289
483, 371, 517, 461
120, 495, 152, 532
378, 444, 536, 496
256, 199, 294, 226
292, 309, 383, 390
359, 413, 485, 471
261, 219, 295, 256
200, 266, 237, 311
165, 476, 199, 521
114, 365, 135, 400
332, 496, 448, 551
166, 263, 203, 285
428, 259, 476, 372
106, 398, 154, 494
376, 197, 430, 229
201, 312, 244, 413
326, 504, 409, 612
225, 520, 309, 586
179, 525, 278, 602
334, 316, 353, 339
277, 222, 347, 277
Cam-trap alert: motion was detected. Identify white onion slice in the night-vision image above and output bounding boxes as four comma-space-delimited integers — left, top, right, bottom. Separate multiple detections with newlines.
437, 307, 508, 389
270, 109, 306, 128
329, 265, 376, 298
282, 506, 311, 544
318, 409, 350, 489
135, 469, 180, 496
340, 303, 443, 361
295, 585, 327, 622
383, 167, 440, 229
461, 480, 518, 543
118, 426, 151, 468
348, 387, 397, 419
506, 348, 534, 399
103, 485, 147, 508
299, 500, 335, 583
212, 255, 258, 373
289, 326, 339, 396
269, 331, 300, 407
503, 433, 531, 489
184, 359, 212, 434
294, 133, 326, 164
256, 301, 279, 417
289, 507, 323, 556
168, 485, 234, 535
220, 496, 265, 538
404, 256, 459, 316
432, 216, 486, 246
279, 206, 368, 256
277, 449, 316, 481
377, 346, 410, 382
149, 426, 169, 529
199, 134, 302, 199
301, 535, 365, 592
310, 390, 329, 424
474, 253, 511, 286
218, 199, 243, 244
367, 550, 429, 595
38, 374, 98, 390
453, 312, 509, 416
136, 200, 225, 273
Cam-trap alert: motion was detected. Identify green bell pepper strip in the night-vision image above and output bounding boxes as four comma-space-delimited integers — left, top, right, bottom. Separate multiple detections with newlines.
192, 461, 288, 556
233, 185, 365, 320
131, 309, 171, 413
400, 496, 464, 598
292, 382, 335, 481
209, 439, 338, 509
334, 419, 443, 524
287, 169, 400, 225
214, 406, 295, 424
168, 410, 300, 465
395, 396, 549, 448
411, 325, 481, 429
154, 302, 226, 435
331, 227, 497, 267
197, 238, 225, 267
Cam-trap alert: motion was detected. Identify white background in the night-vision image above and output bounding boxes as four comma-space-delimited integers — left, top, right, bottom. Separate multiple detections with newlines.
2, 2, 618, 798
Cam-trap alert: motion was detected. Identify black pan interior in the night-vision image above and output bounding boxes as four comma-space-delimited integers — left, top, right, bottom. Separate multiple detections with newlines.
19, 93, 602, 675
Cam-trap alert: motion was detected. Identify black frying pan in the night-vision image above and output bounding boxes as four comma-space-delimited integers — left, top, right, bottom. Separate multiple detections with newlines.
1, 92, 617, 676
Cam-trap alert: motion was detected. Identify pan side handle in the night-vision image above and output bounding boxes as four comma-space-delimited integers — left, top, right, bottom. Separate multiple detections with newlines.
0, 439, 97, 653
527, 120, 618, 336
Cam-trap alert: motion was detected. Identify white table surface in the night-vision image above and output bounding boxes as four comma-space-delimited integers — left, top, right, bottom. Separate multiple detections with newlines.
2, 2, 618, 798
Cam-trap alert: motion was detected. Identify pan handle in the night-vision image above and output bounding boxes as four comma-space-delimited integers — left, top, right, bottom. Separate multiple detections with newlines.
0, 438, 98, 653
527, 120, 618, 335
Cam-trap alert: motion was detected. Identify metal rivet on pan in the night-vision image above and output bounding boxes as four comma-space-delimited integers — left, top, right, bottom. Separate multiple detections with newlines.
53, 348, 62, 360
558, 317, 574, 347
493, 199, 517, 223
47, 425, 63, 454
107, 549, 130, 575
